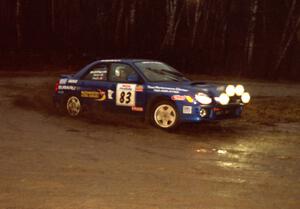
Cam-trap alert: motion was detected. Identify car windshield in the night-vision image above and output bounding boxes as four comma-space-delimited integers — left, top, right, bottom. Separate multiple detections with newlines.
135, 61, 189, 82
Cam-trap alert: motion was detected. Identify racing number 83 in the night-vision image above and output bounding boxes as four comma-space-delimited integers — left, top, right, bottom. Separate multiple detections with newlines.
116, 84, 136, 107
119, 91, 132, 104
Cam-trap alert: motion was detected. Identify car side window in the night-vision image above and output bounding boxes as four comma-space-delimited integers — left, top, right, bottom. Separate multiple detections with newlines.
83, 64, 108, 81
109, 63, 137, 82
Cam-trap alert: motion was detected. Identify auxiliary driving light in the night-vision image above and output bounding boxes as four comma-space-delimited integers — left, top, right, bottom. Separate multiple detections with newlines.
226, 85, 236, 97
195, 93, 212, 105
216, 93, 230, 105
241, 92, 251, 103
235, 85, 245, 96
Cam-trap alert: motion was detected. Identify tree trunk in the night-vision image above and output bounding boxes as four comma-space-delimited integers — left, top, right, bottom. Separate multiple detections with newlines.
246, 0, 258, 67
51, 0, 55, 34
199, 0, 211, 48
191, 0, 203, 47
129, 0, 137, 26
161, 0, 184, 49
275, 15, 300, 72
282, 0, 296, 43
16, 0, 22, 48
114, 0, 124, 46
129, 0, 137, 46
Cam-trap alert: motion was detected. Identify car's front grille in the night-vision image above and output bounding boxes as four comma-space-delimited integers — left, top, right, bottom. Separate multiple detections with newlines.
229, 96, 242, 104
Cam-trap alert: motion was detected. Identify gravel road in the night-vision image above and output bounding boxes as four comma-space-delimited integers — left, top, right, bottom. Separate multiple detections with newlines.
0, 74, 299, 209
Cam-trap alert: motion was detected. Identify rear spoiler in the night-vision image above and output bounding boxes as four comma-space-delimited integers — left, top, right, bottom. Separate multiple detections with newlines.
60, 74, 74, 79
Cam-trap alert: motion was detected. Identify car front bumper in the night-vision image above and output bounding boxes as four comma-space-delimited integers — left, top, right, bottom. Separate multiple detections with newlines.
180, 104, 243, 123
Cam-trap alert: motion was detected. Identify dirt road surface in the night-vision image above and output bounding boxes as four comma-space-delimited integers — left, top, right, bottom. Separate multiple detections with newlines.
0, 74, 299, 209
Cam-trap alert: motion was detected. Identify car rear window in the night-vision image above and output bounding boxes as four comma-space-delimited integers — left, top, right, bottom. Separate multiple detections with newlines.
83, 64, 108, 81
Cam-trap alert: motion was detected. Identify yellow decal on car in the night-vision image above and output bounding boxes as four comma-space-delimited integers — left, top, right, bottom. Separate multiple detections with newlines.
81, 90, 106, 101
185, 96, 194, 103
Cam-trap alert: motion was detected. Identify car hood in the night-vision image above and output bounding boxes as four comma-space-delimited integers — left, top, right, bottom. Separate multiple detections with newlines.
147, 81, 227, 97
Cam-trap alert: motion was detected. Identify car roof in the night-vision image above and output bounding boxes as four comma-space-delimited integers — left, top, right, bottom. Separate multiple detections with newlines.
73, 59, 162, 79
98, 59, 159, 64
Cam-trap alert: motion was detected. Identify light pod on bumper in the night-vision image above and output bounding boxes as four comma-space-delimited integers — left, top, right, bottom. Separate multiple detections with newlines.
235, 85, 245, 96
226, 85, 236, 97
241, 92, 251, 103
195, 93, 212, 105
215, 93, 230, 105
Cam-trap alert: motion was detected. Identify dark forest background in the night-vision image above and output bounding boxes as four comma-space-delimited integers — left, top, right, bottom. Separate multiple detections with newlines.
0, 0, 300, 80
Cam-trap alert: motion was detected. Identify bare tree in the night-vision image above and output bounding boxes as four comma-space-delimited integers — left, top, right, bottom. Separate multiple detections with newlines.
128, 0, 137, 47
275, 15, 300, 71
51, 0, 55, 34
199, 0, 211, 47
0, 0, 299, 80
246, 0, 258, 67
190, 0, 204, 47
161, 0, 185, 49
129, 0, 137, 27
274, 0, 298, 71
280, 0, 296, 47
114, 0, 124, 46
16, 0, 22, 48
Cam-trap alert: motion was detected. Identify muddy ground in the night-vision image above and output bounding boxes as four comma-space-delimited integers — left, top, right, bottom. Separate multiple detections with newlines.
0, 73, 299, 209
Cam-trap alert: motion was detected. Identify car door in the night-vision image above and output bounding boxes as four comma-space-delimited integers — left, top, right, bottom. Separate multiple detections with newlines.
107, 62, 146, 114
78, 62, 112, 110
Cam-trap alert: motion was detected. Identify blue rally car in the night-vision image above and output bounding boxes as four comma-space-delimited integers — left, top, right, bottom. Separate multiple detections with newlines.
53, 59, 251, 129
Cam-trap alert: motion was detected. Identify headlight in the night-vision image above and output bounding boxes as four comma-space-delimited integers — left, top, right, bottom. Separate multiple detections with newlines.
241, 92, 251, 103
215, 93, 230, 105
235, 85, 245, 96
226, 85, 235, 97
195, 93, 212, 105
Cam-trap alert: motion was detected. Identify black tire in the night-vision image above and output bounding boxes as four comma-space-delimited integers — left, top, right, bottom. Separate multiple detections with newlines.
150, 100, 179, 130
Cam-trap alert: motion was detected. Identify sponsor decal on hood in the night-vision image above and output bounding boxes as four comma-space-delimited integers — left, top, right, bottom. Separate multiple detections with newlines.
147, 85, 188, 94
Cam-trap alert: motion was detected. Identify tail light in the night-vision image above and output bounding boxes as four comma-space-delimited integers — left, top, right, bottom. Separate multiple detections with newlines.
54, 80, 60, 92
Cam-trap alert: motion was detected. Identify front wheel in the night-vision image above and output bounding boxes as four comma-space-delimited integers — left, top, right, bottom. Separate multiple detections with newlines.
66, 96, 82, 117
151, 101, 179, 130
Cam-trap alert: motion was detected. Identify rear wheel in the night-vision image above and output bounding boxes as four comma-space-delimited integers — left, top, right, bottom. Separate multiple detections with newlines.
66, 96, 82, 117
151, 101, 179, 130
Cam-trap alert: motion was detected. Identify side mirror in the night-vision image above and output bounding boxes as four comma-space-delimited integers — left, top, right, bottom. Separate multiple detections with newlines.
127, 74, 139, 83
